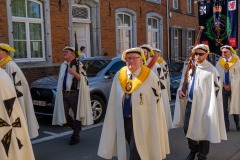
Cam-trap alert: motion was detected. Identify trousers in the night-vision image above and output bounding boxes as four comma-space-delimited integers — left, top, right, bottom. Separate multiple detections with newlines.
63, 92, 82, 138
124, 117, 141, 160
184, 101, 210, 160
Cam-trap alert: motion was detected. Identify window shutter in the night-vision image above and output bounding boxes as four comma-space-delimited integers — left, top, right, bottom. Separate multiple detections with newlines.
182, 28, 187, 61
170, 26, 174, 63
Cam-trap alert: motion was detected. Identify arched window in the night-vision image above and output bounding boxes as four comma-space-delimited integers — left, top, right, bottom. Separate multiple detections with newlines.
115, 8, 137, 55
117, 12, 132, 54
147, 17, 159, 48
11, 0, 45, 61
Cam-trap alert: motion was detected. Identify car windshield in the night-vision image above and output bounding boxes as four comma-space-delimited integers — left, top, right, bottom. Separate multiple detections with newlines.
81, 59, 111, 77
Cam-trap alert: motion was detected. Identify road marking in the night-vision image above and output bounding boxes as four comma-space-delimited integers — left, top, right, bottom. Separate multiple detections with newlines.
32, 123, 103, 145
43, 131, 57, 135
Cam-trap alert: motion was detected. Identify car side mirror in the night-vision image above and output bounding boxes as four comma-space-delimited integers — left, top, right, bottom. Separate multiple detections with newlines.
104, 71, 116, 79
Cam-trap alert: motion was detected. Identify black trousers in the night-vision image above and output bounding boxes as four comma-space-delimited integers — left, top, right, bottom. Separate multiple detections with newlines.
183, 101, 210, 160
222, 88, 239, 129
63, 92, 82, 138
124, 117, 141, 160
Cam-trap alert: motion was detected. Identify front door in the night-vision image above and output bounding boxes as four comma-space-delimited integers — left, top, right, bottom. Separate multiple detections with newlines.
72, 23, 91, 57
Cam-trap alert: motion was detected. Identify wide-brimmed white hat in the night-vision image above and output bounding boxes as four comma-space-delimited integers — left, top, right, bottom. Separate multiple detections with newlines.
122, 47, 146, 64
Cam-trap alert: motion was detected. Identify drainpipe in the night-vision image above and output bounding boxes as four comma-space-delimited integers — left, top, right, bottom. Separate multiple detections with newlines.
166, 0, 170, 64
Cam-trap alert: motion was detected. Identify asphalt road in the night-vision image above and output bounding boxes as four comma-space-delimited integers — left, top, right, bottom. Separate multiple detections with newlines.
32, 102, 240, 160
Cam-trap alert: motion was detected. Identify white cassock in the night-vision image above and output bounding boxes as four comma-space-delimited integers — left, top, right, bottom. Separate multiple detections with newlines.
98, 66, 170, 160
52, 61, 93, 126
146, 58, 172, 129
173, 60, 227, 143
216, 55, 240, 114
3, 60, 39, 139
0, 68, 35, 160
157, 57, 171, 100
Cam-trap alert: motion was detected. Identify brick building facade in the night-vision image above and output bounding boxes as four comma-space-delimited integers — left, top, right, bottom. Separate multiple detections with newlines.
2, 0, 233, 84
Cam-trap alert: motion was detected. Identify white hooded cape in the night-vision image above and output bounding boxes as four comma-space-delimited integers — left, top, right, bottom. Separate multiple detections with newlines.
146, 58, 172, 129
4, 61, 39, 139
216, 55, 240, 114
98, 66, 170, 160
0, 68, 35, 160
173, 60, 227, 143
52, 61, 93, 126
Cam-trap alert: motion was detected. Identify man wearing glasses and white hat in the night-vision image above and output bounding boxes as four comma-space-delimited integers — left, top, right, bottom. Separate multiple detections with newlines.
174, 44, 227, 160
216, 45, 240, 132
98, 47, 169, 160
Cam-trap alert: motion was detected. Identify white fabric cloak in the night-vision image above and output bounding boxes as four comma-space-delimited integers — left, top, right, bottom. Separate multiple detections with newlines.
216, 55, 240, 114
52, 61, 93, 126
146, 58, 172, 129
4, 61, 39, 139
0, 68, 35, 160
157, 58, 171, 100
98, 67, 170, 160
173, 60, 227, 143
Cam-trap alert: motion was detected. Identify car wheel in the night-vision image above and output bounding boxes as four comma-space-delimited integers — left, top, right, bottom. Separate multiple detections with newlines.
91, 95, 106, 124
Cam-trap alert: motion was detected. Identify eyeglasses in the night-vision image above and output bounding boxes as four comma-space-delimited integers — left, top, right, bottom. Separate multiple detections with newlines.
194, 52, 205, 56
125, 57, 141, 61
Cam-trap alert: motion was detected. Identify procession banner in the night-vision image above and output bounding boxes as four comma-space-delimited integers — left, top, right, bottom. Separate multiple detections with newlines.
198, 0, 238, 55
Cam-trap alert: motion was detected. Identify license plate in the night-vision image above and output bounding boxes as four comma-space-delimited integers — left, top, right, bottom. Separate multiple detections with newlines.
33, 100, 46, 106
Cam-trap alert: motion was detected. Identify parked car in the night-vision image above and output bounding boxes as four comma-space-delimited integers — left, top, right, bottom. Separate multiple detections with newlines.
30, 56, 126, 124
169, 61, 184, 98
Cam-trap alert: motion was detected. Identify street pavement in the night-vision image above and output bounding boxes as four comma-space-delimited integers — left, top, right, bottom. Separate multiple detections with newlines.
32, 115, 240, 160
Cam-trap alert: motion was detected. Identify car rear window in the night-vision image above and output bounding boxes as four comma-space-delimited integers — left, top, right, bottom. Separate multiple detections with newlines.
82, 60, 111, 77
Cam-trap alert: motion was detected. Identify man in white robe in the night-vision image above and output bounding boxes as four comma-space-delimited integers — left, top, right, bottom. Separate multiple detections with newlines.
52, 46, 93, 145
174, 44, 227, 160
140, 44, 172, 129
0, 43, 39, 139
215, 45, 240, 131
153, 48, 171, 100
0, 68, 35, 160
98, 47, 170, 160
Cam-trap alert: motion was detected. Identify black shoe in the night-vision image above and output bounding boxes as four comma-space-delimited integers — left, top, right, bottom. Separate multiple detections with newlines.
186, 152, 196, 160
69, 137, 79, 145
236, 124, 240, 131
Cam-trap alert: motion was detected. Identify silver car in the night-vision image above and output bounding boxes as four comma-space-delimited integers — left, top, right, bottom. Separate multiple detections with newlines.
30, 56, 126, 123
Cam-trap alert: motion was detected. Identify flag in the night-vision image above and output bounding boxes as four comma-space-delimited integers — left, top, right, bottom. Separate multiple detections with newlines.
198, 0, 238, 55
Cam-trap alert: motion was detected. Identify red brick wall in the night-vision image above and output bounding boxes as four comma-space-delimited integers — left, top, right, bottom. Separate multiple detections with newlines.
100, 0, 198, 59
0, 0, 9, 43
50, 1, 70, 63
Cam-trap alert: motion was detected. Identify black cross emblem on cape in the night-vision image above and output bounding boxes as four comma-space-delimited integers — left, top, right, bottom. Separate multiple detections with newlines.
0, 97, 23, 157
214, 76, 221, 97
157, 67, 166, 90
151, 82, 162, 104
163, 64, 169, 79
12, 72, 23, 98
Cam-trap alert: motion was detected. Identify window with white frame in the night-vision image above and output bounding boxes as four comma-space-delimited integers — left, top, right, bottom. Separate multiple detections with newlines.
173, 28, 179, 60
187, 0, 192, 13
11, 0, 45, 61
117, 12, 133, 54
173, 0, 179, 9
147, 17, 159, 48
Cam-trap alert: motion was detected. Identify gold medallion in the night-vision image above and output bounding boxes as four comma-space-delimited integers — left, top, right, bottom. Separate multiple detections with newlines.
125, 81, 132, 92
224, 63, 229, 70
